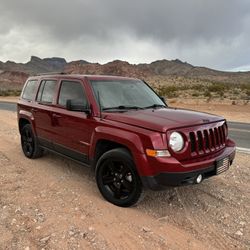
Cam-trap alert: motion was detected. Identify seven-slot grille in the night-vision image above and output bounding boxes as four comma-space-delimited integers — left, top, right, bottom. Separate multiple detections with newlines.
189, 123, 227, 156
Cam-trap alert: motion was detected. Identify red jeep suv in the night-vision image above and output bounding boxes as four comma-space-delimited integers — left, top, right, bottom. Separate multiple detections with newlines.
18, 74, 236, 207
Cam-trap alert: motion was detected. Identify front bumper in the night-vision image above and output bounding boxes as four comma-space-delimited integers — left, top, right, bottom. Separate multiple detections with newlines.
141, 148, 236, 190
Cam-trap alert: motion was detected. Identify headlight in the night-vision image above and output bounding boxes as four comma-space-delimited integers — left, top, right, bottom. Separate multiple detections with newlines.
169, 132, 184, 152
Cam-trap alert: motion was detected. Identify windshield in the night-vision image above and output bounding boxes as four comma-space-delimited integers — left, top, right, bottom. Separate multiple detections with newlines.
90, 79, 166, 110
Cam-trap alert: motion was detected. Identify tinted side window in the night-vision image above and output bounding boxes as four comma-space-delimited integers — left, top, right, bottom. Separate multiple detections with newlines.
58, 81, 87, 106
37, 80, 57, 104
22, 80, 38, 100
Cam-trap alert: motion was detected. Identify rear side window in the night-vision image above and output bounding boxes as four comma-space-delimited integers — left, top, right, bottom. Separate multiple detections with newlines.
22, 80, 38, 100
37, 80, 57, 104
58, 81, 87, 106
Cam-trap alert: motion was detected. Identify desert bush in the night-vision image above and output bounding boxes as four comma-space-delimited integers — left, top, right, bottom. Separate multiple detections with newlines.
192, 92, 200, 97
207, 83, 226, 93
204, 90, 212, 97
158, 85, 178, 98
0, 89, 21, 96
240, 83, 250, 91
156, 81, 250, 100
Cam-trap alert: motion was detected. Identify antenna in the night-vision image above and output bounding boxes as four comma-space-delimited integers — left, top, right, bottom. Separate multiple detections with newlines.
97, 91, 102, 119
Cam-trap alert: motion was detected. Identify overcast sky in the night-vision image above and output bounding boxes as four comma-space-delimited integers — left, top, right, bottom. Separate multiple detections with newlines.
0, 0, 250, 71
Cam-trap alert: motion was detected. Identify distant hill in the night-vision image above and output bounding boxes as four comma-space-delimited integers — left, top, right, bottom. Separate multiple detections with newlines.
0, 56, 68, 73
65, 58, 250, 84
0, 56, 250, 94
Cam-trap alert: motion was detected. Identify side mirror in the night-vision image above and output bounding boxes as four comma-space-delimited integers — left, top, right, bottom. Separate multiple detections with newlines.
66, 99, 91, 114
160, 96, 167, 105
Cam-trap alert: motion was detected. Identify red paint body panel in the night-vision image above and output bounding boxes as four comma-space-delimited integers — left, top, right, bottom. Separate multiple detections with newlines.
17, 74, 236, 188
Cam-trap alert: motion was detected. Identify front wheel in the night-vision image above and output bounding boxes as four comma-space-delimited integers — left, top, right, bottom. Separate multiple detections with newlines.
95, 148, 143, 207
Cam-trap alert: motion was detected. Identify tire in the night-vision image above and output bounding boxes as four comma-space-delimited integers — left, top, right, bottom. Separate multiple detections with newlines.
95, 148, 143, 207
21, 124, 43, 159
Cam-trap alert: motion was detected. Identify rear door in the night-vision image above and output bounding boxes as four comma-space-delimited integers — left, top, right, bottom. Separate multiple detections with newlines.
50, 79, 94, 163
33, 79, 58, 148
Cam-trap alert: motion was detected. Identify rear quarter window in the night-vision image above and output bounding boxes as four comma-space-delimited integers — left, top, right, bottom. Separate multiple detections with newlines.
37, 80, 57, 104
22, 80, 38, 101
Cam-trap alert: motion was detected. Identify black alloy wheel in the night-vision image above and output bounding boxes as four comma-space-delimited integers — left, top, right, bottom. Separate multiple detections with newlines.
21, 124, 43, 159
96, 148, 143, 207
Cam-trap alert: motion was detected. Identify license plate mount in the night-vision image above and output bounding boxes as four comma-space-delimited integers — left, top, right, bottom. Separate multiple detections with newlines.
216, 157, 229, 175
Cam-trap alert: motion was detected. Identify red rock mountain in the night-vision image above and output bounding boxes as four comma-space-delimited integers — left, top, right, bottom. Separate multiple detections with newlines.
0, 56, 250, 91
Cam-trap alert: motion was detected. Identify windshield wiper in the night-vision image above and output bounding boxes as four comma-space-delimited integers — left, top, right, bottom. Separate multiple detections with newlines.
102, 105, 143, 111
143, 104, 167, 109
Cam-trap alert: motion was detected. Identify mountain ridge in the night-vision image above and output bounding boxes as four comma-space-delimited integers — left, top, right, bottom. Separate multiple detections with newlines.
0, 56, 250, 91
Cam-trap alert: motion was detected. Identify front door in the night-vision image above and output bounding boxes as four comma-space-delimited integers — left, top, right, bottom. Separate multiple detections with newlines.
50, 79, 94, 164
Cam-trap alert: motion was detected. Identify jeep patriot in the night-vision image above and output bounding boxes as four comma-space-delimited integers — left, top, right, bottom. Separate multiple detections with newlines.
18, 74, 236, 207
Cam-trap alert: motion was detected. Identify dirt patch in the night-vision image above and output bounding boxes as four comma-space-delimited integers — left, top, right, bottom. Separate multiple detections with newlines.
0, 110, 249, 249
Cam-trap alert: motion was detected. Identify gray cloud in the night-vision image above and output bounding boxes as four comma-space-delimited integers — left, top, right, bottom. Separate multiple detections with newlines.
0, 0, 250, 70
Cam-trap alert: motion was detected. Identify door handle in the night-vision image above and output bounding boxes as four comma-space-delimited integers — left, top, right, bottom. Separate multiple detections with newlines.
31, 108, 38, 112
52, 113, 62, 118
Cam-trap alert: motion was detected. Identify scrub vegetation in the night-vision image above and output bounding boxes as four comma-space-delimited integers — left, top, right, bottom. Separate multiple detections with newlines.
155, 80, 250, 101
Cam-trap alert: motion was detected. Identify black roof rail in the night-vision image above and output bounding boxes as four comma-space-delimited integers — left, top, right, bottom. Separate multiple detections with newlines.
35, 72, 66, 76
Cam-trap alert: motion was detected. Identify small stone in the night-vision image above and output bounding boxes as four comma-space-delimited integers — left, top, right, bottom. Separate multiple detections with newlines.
11, 218, 17, 225
69, 230, 75, 236
15, 207, 21, 213
142, 227, 151, 233
24, 247, 30, 250
88, 226, 94, 231
235, 230, 243, 236
40, 235, 50, 243
36, 226, 41, 230
239, 221, 246, 226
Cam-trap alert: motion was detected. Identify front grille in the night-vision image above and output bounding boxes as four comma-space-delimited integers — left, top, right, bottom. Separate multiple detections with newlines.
189, 123, 226, 155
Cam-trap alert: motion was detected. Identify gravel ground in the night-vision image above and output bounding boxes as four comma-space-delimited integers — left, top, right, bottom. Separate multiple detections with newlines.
0, 110, 249, 249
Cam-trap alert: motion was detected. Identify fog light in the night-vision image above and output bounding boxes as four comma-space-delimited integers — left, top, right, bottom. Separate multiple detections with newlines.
195, 174, 203, 184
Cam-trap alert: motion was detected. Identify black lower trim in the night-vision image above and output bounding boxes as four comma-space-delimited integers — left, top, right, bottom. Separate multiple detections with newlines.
37, 136, 91, 167
38, 136, 53, 149
53, 142, 88, 163
141, 166, 216, 190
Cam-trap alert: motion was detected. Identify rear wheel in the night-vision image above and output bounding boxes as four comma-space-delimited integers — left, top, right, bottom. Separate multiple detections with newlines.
95, 148, 143, 207
21, 124, 43, 159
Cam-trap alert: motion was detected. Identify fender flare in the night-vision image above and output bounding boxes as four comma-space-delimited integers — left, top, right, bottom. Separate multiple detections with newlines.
89, 126, 145, 161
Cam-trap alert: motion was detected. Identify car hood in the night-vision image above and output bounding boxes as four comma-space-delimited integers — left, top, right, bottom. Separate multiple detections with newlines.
103, 107, 224, 132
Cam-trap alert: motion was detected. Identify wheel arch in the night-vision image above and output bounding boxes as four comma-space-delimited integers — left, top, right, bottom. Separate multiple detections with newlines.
93, 140, 132, 166
90, 126, 145, 173
18, 118, 31, 133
